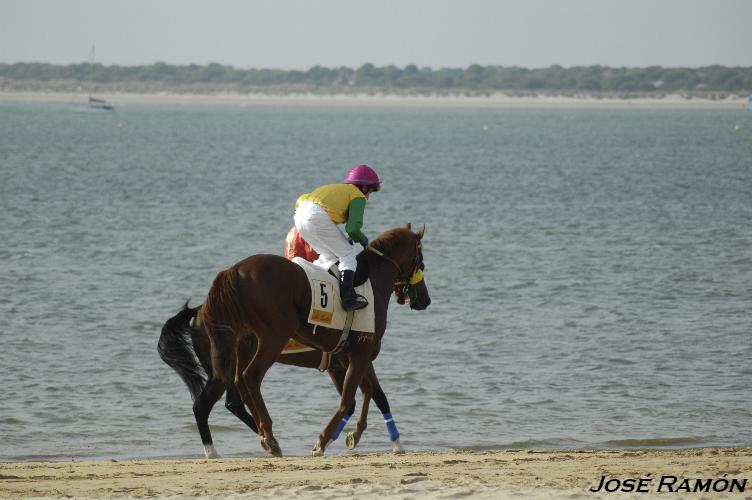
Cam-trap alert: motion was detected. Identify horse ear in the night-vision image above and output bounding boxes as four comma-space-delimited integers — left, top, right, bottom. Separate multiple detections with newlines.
416, 224, 425, 239
406, 222, 412, 230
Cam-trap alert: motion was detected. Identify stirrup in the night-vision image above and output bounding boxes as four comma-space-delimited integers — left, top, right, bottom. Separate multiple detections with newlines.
342, 295, 368, 311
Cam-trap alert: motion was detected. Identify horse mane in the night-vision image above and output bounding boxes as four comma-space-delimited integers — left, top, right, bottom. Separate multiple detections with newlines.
355, 227, 413, 286
369, 226, 415, 256
354, 226, 414, 285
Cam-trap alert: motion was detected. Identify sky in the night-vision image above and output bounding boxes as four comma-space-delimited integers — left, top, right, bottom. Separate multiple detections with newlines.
1, 0, 751, 69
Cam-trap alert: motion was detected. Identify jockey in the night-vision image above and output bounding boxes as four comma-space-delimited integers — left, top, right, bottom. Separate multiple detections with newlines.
294, 164, 381, 311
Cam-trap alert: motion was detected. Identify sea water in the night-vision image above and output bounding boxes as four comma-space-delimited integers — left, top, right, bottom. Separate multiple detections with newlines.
0, 101, 750, 460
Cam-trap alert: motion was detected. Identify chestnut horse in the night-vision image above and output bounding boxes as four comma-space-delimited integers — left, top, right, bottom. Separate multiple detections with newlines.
200, 224, 430, 456
158, 302, 405, 458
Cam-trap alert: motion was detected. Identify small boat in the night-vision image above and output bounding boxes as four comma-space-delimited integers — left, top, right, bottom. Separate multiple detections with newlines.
86, 45, 115, 111
88, 96, 115, 111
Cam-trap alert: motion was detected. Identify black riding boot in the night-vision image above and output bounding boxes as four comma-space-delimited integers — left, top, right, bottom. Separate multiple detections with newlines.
340, 270, 368, 311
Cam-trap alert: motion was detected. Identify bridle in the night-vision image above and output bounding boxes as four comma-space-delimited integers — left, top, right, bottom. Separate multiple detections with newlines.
366, 237, 424, 292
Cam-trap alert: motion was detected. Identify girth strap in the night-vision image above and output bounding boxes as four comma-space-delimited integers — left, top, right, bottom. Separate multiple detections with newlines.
317, 309, 355, 372
318, 352, 332, 372
332, 309, 355, 354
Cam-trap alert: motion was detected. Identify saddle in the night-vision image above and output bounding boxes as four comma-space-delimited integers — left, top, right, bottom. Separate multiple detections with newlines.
292, 257, 376, 334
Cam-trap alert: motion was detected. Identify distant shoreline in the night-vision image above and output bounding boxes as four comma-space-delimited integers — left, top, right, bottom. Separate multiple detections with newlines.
1, 90, 749, 109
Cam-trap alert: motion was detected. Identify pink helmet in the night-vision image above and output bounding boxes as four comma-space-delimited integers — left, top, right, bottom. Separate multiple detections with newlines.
344, 164, 381, 191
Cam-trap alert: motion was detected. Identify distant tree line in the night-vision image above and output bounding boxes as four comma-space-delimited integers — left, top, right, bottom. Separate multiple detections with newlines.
1, 62, 751, 93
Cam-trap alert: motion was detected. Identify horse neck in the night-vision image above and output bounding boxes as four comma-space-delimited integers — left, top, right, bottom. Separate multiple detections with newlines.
363, 252, 400, 303
358, 229, 417, 304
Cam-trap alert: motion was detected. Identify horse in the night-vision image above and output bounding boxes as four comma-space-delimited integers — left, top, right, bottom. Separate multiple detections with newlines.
158, 302, 406, 458
199, 224, 430, 456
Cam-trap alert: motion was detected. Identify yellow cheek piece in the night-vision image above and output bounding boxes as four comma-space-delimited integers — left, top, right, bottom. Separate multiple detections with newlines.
408, 268, 424, 285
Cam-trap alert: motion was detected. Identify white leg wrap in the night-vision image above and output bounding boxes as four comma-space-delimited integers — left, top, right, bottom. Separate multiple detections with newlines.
204, 444, 221, 459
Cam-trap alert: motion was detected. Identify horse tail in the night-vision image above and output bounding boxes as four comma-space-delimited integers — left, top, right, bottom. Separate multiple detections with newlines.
199, 267, 246, 384
158, 301, 206, 402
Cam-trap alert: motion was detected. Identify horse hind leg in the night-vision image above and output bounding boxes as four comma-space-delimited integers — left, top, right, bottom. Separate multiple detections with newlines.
224, 384, 258, 435
224, 340, 259, 435
235, 334, 288, 457
193, 377, 228, 458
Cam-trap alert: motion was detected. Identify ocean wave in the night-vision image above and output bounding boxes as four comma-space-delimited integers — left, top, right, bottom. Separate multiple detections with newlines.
453, 438, 584, 451
604, 436, 707, 448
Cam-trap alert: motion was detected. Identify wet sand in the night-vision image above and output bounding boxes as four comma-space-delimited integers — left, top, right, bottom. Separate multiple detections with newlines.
1, 448, 750, 499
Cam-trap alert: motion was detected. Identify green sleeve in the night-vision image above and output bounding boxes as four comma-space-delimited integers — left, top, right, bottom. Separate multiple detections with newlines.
345, 197, 368, 244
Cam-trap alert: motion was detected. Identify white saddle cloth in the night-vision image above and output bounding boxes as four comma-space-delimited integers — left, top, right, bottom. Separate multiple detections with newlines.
292, 257, 375, 333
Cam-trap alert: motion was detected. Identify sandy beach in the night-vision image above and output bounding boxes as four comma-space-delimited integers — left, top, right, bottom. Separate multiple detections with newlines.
1, 90, 749, 108
1, 448, 750, 499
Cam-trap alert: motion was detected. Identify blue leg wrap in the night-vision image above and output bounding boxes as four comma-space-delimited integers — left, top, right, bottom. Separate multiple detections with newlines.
383, 412, 400, 441
331, 414, 351, 441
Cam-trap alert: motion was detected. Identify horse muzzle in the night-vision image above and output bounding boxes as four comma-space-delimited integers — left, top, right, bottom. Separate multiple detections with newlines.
409, 291, 430, 310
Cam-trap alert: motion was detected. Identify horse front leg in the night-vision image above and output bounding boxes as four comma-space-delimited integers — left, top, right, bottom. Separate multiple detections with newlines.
345, 366, 373, 450
326, 362, 356, 446
312, 348, 370, 456
371, 378, 404, 453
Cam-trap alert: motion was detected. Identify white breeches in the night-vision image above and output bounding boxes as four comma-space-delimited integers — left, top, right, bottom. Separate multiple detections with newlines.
294, 202, 358, 272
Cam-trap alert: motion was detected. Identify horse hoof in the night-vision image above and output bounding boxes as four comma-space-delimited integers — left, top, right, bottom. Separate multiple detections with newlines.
345, 431, 360, 450
260, 437, 283, 457
392, 438, 405, 454
311, 441, 326, 456
204, 444, 221, 459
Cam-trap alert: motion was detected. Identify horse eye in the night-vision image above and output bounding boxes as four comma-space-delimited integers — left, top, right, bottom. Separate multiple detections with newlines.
419, 262, 425, 271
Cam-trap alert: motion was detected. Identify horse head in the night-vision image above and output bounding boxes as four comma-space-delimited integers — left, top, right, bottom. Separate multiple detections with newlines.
391, 223, 430, 310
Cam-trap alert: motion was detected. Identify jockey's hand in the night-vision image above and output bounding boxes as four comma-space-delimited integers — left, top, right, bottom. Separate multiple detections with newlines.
361, 237, 369, 248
